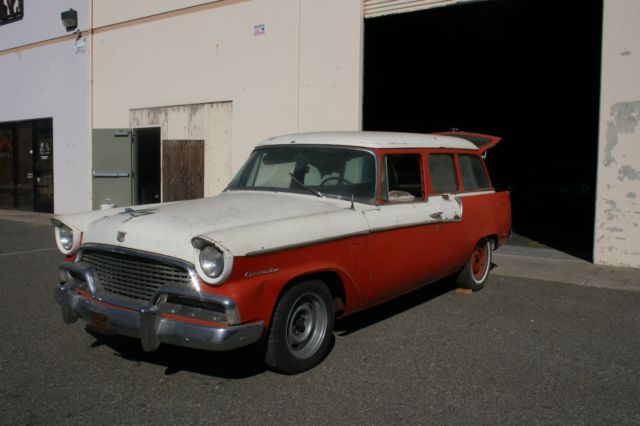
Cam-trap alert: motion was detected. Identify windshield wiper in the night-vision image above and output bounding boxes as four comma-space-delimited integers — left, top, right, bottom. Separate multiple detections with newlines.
289, 173, 323, 198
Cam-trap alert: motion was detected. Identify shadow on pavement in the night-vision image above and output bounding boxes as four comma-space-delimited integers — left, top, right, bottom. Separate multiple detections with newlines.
335, 276, 456, 336
84, 277, 458, 377
86, 328, 267, 379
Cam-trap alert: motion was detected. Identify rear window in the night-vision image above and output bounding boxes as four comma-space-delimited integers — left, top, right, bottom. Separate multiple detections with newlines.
428, 154, 458, 194
459, 155, 490, 190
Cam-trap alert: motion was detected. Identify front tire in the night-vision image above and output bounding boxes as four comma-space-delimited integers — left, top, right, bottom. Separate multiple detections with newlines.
456, 238, 492, 291
264, 280, 334, 374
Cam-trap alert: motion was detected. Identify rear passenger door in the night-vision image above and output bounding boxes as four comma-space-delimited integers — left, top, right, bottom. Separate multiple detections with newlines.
427, 151, 498, 271
426, 152, 468, 271
363, 151, 455, 304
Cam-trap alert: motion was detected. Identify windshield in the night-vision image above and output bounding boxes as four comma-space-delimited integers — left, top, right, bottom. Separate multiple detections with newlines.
228, 146, 377, 204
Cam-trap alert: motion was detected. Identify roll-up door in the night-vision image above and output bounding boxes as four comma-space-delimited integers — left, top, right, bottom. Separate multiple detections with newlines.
364, 0, 470, 18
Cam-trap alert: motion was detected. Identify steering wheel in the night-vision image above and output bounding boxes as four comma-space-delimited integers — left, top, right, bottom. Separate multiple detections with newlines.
320, 176, 354, 187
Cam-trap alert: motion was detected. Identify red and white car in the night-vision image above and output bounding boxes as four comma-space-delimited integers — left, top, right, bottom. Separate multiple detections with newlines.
53, 131, 511, 374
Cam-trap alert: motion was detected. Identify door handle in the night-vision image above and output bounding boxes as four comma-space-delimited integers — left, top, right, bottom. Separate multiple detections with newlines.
92, 171, 131, 178
430, 212, 443, 219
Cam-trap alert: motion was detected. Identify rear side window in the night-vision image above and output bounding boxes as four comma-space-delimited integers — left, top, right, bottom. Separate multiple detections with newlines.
383, 154, 423, 202
459, 155, 490, 190
428, 154, 458, 194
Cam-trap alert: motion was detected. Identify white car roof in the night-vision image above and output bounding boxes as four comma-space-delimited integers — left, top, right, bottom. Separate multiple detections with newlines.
257, 131, 479, 150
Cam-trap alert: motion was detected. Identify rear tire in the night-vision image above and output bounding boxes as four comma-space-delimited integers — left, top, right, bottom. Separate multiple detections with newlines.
456, 239, 492, 291
264, 280, 334, 374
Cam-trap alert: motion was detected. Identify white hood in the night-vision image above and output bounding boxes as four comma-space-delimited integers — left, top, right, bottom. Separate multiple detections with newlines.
59, 191, 371, 261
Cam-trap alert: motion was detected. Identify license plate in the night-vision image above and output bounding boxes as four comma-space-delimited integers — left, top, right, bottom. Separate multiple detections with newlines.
89, 312, 112, 334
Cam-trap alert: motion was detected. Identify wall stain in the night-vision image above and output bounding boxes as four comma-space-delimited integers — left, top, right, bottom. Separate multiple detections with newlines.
627, 192, 637, 199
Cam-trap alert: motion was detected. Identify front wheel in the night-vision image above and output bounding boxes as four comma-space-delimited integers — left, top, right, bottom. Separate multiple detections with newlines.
456, 239, 492, 291
264, 280, 334, 374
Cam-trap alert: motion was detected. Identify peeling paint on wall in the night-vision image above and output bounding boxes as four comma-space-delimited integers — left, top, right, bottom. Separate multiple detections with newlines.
603, 101, 640, 166
627, 192, 637, 199
605, 226, 624, 233
618, 165, 640, 181
602, 199, 622, 221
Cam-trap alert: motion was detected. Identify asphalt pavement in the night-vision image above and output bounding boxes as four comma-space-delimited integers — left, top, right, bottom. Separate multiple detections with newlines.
1, 214, 639, 425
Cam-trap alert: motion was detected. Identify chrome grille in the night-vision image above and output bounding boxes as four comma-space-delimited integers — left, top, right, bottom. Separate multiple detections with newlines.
82, 250, 192, 302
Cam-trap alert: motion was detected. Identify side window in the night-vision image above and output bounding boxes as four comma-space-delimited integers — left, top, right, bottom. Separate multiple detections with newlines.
459, 155, 490, 190
428, 154, 458, 194
383, 154, 423, 203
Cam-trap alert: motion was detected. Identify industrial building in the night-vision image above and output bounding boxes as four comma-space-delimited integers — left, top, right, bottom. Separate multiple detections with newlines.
1, 0, 638, 268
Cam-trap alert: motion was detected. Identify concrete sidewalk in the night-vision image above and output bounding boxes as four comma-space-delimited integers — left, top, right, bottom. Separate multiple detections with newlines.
0, 209, 52, 226
493, 244, 640, 292
2, 208, 638, 292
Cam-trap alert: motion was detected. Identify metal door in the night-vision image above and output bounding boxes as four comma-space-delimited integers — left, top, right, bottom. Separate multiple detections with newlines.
92, 129, 133, 210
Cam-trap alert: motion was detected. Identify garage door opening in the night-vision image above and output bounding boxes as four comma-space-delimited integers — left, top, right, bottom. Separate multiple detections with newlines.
363, 0, 603, 261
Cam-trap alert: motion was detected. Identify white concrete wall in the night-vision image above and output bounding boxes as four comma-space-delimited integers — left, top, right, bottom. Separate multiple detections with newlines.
91, 0, 363, 176
0, 0, 91, 214
594, 0, 640, 268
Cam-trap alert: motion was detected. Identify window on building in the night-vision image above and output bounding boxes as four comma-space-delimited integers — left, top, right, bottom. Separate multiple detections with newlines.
428, 154, 458, 194
459, 154, 490, 191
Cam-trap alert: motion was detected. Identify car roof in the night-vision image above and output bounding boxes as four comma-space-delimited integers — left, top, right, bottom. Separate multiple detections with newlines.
257, 131, 479, 151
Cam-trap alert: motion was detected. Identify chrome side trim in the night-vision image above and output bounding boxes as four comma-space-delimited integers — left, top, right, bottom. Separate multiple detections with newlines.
244, 216, 464, 257
456, 190, 496, 197
245, 229, 371, 257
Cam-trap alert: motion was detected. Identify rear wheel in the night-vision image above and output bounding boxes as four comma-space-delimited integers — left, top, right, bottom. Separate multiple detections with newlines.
264, 280, 334, 374
456, 239, 492, 291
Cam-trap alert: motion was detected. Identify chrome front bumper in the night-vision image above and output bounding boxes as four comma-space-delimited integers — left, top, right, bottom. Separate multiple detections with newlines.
54, 263, 264, 352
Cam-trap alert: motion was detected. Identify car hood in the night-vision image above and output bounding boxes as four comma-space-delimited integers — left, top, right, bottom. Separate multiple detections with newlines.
61, 191, 371, 261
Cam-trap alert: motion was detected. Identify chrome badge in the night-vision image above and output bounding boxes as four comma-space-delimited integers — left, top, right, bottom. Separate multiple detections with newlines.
116, 231, 126, 243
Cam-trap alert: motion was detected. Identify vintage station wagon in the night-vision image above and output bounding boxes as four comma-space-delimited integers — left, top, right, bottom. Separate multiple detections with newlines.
53, 131, 511, 374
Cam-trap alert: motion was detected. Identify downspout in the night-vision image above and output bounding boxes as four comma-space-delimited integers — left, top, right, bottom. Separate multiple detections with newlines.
88, 0, 94, 210
296, 0, 301, 132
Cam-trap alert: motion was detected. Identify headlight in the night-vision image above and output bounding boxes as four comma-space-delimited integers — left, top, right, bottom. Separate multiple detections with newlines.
199, 245, 224, 278
52, 218, 80, 255
59, 225, 74, 251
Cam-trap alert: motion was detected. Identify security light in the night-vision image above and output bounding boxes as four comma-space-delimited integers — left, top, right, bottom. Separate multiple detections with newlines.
61, 8, 77, 32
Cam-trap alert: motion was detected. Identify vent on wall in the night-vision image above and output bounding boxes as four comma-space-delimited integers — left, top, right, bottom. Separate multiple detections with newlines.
364, 0, 470, 18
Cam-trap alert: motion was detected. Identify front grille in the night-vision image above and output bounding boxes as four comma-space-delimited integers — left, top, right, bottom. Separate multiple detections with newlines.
82, 250, 192, 302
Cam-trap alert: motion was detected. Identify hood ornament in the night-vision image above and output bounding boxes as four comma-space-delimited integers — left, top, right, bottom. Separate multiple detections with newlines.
117, 231, 126, 242
119, 207, 157, 223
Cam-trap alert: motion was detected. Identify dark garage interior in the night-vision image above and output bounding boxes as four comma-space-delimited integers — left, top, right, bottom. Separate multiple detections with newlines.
363, 0, 603, 261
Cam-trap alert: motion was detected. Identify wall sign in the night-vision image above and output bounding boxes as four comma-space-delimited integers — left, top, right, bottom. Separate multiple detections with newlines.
0, 0, 23, 26
253, 24, 266, 36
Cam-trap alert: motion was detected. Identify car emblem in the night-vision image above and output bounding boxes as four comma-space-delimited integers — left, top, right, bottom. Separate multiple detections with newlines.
117, 231, 126, 242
